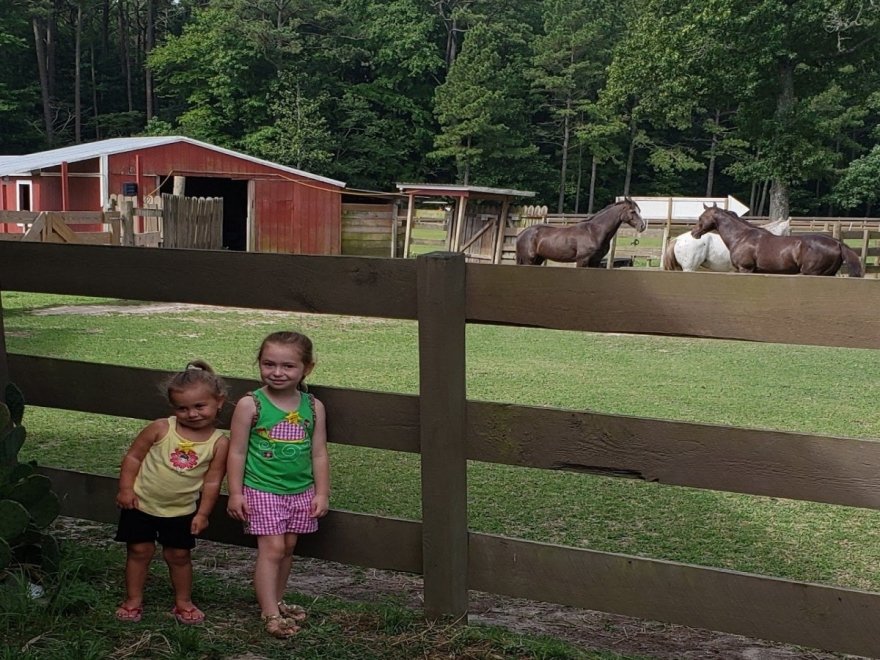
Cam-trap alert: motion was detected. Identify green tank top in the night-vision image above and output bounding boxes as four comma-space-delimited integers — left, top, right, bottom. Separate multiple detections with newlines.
243, 388, 315, 495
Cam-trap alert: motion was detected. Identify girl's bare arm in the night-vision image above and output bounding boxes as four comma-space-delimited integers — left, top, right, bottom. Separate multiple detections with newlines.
226, 397, 255, 520
116, 419, 166, 509
310, 398, 330, 518
192, 435, 230, 534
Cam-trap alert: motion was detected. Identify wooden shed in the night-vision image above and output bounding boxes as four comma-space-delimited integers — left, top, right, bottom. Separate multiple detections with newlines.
397, 183, 535, 263
0, 137, 346, 253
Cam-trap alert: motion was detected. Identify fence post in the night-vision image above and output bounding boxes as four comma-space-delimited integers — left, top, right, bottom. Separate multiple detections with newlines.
0, 287, 8, 391
120, 200, 134, 247
417, 252, 468, 622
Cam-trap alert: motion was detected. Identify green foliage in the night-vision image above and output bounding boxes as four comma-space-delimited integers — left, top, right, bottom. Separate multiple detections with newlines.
833, 145, 880, 209
241, 72, 334, 172
0, 385, 61, 580
431, 14, 545, 189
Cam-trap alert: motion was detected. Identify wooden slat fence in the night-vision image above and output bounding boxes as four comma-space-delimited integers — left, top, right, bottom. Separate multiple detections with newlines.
342, 203, 404, 257
162, 193, 223, 250
2, 242, 880, 656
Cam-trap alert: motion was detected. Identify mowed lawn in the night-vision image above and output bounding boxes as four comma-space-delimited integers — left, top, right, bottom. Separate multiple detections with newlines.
6, 290, 880, 593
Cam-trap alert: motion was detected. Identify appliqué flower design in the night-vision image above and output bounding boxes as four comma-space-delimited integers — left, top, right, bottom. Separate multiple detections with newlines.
170, 440, 199, 471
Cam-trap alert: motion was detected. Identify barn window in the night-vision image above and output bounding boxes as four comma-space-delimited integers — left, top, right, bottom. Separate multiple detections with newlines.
16, 181, 32, 211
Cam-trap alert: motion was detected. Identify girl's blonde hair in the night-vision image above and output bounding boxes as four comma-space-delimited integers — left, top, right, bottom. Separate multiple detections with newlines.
258, 331, 315, 390
162, 359, 229, 402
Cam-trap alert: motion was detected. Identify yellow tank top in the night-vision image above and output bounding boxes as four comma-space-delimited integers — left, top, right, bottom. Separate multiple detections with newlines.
134, 418, 225, 517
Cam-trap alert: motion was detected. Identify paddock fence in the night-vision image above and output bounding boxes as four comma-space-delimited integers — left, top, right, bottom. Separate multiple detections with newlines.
0, 210, 122, 245
503, 213, 880, 272
2, 242, 880, 656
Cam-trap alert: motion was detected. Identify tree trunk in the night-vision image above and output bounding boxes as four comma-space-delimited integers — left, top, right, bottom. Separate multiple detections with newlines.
768, 179, 789, 221
118, 0, 133, 112
75, 2, 83, 143
47, 1, 57, 101
557, 97, 571, 214
447, 14, 458, 66
705, 109, 719, 197
757, 178, 769, 216
462, 135, 471, 185
623, 115, 637, 197
101, 0, 110, 57
145, 0, 155, 121
91, 46, 100, 139
573, 143, 583, 214
588, 154, 597, 214
768, 58, 795, 221
32, 18, 54, 145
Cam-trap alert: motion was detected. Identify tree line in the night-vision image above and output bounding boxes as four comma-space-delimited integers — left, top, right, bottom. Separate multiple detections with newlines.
3, 0, 879, 218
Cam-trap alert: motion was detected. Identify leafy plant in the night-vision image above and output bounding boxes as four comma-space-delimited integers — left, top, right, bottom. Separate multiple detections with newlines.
0, 383, 61, 583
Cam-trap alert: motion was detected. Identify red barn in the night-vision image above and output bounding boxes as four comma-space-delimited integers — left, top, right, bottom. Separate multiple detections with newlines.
0, 137, 346, 253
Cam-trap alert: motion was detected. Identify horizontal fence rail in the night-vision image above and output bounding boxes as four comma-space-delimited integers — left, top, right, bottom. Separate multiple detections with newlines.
2, 242, 880, 347
0, 242, 417, 320
11, 355, 880, 510
3, 241, 880, 656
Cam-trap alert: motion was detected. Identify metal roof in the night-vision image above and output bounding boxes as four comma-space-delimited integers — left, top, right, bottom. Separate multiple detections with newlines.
0, 156, 26, 176
0, 136, 346, 187
397, 183, 535, 198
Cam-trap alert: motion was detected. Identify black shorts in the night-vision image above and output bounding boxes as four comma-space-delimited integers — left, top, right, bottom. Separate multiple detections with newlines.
115, 508, 196, 550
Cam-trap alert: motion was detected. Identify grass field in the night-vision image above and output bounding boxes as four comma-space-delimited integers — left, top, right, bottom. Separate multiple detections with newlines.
3, 287, 880, 657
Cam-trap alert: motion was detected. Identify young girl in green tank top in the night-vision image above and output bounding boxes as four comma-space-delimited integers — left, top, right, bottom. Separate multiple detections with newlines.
226, 331, 330, 639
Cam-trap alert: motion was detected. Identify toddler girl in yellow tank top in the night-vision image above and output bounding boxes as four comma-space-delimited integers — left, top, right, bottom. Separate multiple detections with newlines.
114, 360, 229, 625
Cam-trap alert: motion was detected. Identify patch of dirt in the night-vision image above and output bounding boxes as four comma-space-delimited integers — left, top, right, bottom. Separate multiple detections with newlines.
30, 302, 392, 326
31, 302, 253, 316
56, 519, 861, 660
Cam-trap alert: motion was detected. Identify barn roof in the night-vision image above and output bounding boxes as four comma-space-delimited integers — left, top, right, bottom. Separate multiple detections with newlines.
0, 156, 26, 176
0, 136, 346, 187
396, 183, 535, 198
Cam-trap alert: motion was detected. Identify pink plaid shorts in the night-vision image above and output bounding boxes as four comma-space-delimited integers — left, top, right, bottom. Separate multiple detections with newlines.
243, 486, 319, 536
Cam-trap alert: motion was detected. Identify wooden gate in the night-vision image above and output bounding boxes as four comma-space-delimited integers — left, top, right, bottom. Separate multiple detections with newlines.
0, 210, 121, 245
162, 193, 223, 249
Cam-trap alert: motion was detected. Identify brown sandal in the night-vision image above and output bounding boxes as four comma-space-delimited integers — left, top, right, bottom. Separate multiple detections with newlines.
277, 601, 307, 622
262, 614, 300, 638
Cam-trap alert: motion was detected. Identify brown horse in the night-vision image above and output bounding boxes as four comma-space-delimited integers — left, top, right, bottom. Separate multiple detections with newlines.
692, 207, 864, 277
515, 198, 646, 267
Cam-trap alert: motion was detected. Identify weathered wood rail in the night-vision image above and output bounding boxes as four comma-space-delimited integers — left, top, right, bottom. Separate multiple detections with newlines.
2, 241, 880, 656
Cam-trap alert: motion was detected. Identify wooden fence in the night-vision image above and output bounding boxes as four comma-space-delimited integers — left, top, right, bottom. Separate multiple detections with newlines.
162, 194, 224, 250
502, 213, 880, 272
2, 242, 880, 656
341, 203, 404, 257
0, 210, 121, 245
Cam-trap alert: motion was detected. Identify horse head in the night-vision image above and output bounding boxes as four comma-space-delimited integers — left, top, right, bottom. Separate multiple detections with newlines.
692, 207, 720, 238
622, 199, 646, 232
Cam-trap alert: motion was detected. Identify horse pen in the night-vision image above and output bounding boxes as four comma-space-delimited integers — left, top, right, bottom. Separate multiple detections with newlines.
3, 241, 880, 657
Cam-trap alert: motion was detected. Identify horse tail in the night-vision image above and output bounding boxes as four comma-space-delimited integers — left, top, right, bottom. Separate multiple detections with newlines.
840, 243, 864, 278
662, 239, 681, 271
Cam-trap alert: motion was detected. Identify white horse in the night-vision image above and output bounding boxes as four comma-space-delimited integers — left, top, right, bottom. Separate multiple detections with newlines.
662, 217, 791, 272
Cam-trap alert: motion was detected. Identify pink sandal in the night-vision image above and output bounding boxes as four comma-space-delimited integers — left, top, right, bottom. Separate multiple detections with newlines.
171, 605, 205, 625
115, 604, 143, 623
277, 601, 307, 622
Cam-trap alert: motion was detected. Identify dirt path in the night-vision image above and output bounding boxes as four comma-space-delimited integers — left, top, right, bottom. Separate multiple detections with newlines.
200, 538, 858, 660
57, 518, 855, 659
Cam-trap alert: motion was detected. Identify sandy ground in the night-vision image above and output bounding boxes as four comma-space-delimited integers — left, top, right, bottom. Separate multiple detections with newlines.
56, 518, 859, 660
